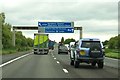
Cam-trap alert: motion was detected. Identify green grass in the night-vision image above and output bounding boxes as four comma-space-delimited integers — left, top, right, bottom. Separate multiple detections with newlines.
2, 47, 33, 55
105, 48, 120, 59
105, 52, 119, 59
2, 49, 17, 55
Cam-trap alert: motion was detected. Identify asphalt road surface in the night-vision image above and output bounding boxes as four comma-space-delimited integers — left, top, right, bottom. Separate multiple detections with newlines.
1, 48, 119, 79
2, 50, 31, 64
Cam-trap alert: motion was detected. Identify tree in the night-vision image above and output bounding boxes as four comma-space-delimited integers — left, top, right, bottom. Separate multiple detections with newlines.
0, 12, 5, 24
2, 23, 13, 48
61, 37, 64, 43
118, 34, 120, 49
108, 35, 119, 49
1, 13, 33, 50
102, 40, 109, 46
26, 38, 33, 47
64, 38, 76, 44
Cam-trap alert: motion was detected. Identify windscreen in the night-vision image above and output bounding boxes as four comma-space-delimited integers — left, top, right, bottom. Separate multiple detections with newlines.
81, 41, 101, 48
60, 45, 67, 49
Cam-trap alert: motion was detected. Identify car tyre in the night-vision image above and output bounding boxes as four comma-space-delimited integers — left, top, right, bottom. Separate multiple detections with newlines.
70, 60, 74, 66
74, 61, 79, 68
44, 53, 48, 55
91, 62, 96, 67
34, 52, 37, 54
58, 52, 60, 54
98, 62, 104, 69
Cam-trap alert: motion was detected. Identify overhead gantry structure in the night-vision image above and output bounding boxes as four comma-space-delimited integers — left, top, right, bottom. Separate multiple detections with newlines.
12, 26, 82, 46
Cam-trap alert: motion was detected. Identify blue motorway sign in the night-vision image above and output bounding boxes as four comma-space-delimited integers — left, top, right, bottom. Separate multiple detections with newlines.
38, 22, 73, 27
45, 27, 74, 33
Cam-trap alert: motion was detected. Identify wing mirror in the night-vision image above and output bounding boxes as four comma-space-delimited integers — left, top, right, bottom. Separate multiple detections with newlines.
103, 46, 105, 49
75, 43, 79, 47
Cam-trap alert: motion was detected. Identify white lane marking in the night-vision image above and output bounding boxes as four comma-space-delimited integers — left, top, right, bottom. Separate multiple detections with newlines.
0, 53, 32, 68
56, 61, 60, 64
54, 58, 56, 60
63, 69, 68, 73
51, 53, 54, 56
104, 62, 106, 65
105, 57, 118, 61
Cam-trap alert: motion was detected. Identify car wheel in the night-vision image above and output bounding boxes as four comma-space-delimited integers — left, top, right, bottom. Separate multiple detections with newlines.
74, 61, 79, 68
34, 52, 37, 54
58, 52, 60, 54
97, 62, 104, 69
70, 60, 74, 66
45, 53, 48, 55
91, 62, 96, 67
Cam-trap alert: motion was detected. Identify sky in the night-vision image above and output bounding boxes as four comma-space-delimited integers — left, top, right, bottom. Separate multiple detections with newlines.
0, 0, 119, 42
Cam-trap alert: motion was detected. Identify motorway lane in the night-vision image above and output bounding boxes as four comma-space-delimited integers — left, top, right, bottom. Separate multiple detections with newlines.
2, 50, 31, 64
52, 48, 119, 78
2, 48, 119, 78
2, 52, 69, 78
105, 57, 119, 69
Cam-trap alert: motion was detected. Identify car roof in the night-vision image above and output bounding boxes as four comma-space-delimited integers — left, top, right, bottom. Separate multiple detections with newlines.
80, 38, 100, 41
70, 42, 75, 45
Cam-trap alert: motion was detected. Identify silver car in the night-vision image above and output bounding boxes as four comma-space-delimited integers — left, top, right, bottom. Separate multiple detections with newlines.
58, 45, 68, 54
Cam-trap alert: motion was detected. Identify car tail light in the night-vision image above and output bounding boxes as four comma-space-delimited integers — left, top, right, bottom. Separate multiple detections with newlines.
76, 49, 80, 55
76, 48, 80, 52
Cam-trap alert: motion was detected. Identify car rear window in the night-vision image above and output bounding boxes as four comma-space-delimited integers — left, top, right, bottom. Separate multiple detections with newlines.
60, 46, 67, 49
81, 41, 101, 48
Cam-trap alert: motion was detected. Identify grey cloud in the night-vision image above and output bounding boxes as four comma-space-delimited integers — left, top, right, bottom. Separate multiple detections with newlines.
2, 1, 118, 36
3, 1, 117, 25
48, 2, 117, 20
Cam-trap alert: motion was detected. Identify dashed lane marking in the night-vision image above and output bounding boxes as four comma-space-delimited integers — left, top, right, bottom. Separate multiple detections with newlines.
63, 69, 69, 73
56, 61, 60, 64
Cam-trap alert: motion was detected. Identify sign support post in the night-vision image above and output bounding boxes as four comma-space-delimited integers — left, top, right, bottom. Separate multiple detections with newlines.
74, 27, 82, 39
12, 29, 15, 47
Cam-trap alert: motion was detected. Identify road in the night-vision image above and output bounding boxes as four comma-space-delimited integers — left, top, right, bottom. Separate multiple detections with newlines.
1, 48, 119, 79
1, 51, 31, 64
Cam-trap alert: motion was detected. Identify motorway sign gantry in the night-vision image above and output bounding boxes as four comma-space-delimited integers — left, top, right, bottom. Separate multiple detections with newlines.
12, 26, 82, 46
38, 22, 74, 27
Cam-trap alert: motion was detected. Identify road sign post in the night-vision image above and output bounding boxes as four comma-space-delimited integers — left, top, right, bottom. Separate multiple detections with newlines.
74, 27, 82, 39
12, 29, 15, 47
38, 27, 45, 33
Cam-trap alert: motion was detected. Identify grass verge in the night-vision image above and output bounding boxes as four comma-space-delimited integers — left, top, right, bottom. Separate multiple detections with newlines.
105, 48, 120, 59
2, 47, 32, 55
105, 52, 119, 59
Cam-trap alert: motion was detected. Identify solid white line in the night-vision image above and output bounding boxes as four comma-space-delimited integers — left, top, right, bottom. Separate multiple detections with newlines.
0, 53, 32, 68
54, 58, 56, 60
56, 61, 60, 64
51, 53, 53, 56
105, 57, 118, 61
104, 62, 106, 65
63, 69, 68, 73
